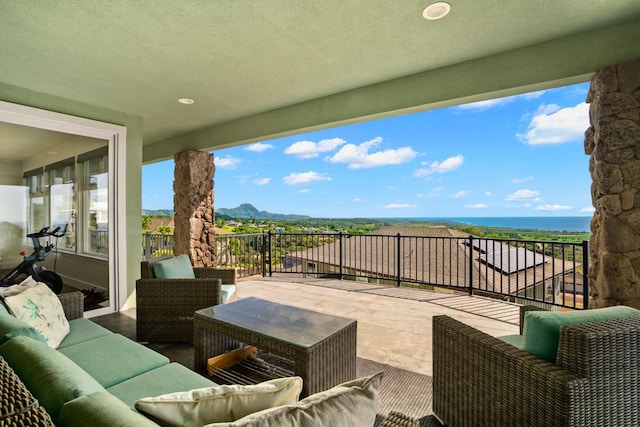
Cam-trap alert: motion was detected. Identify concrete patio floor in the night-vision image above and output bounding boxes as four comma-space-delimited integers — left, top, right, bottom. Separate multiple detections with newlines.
235, 276, 520, 377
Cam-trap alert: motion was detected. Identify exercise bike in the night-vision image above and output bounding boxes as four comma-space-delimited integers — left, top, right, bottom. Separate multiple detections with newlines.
0, 226, 66, 294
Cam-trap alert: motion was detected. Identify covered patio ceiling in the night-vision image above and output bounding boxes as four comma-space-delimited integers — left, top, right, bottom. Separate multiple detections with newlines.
2, 1, 640, 163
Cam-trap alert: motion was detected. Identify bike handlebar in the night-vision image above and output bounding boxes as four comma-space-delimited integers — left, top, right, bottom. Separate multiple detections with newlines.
27, 226, 64, 238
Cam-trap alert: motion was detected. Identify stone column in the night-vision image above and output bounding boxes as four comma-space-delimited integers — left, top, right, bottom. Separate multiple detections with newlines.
585, 58, 640, 308
173, 150, 216, 267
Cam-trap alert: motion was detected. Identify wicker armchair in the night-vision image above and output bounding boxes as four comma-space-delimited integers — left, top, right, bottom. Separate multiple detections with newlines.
433, 306, 640, 427
136, 257, 237, 343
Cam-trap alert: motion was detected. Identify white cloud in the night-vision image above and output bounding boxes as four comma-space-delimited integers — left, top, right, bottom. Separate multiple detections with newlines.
506, 189, 540, 200
245, 142, 274, 152
215, 156, 241, 169
454, 91, 545, 111
299, 189, 310, 193
485, 192, 493, 196
518, 102, 589, 145
283, 171, 332, 185
328, 137, 417, 169
465, 204, 489, 209
513, 176, 533, 184
352, 198, 363, 203
522, 90, 546, 100
456, 98, 514, 111
450, 190, 470, 199
380, 203, 417, 209
535, 204, 573, 211
413, 154, 464, 177
284, 138, 346, 159
426, 188, 443, 198
252, 178, 270, 185
580, 206, 595, 213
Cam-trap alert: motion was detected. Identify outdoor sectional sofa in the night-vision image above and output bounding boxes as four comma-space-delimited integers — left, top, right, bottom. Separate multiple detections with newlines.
0, 288, 383, 426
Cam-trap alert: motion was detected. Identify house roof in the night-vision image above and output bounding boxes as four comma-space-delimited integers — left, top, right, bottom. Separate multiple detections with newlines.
2, 1, 640, 163
286, 228, 580, 297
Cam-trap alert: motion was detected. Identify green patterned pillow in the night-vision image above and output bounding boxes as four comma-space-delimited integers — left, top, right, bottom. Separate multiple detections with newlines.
3, 278, 70, 349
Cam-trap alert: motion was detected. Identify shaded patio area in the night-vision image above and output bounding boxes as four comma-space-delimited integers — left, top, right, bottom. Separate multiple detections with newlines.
237, 277, 520, 377
94, 276, 519, 422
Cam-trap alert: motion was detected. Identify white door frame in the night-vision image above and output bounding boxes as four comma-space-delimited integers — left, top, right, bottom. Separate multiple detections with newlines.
0, 100, 127, 317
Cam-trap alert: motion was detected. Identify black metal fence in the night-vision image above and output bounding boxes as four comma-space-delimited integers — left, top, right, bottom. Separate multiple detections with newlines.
142, 231, 589, 309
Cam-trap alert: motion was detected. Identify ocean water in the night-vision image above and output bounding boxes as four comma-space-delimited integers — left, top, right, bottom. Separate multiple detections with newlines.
402, 216, 592, 233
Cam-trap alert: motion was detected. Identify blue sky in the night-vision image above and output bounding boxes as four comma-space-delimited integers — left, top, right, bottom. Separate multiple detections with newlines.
143, 82, 593, 218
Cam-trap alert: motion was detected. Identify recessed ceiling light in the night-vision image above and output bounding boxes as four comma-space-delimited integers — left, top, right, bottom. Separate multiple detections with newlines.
177, 98, 195, 105
423, 2, 451, 20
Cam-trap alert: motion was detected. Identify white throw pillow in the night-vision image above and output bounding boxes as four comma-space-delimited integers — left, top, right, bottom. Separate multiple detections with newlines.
3, 277, 70, 349
203, 372, 384, 427
135, 376, 303, 426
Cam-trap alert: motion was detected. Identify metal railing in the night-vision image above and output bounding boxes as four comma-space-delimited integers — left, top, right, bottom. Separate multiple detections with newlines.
142, 231, 589, 309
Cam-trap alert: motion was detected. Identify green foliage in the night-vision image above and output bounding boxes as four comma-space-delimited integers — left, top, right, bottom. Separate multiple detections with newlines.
156, 225, 172, 234
142, 215, 152, 232
152, 248, 172, 257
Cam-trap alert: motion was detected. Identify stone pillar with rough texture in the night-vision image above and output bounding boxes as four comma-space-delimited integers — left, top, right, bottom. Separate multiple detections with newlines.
586, 58, 640, 308
173, 150, 216, 267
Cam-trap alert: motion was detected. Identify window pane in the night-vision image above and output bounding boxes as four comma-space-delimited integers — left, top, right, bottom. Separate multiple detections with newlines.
84, 155, 108, 255
0, 186, 27, 270
27, 174, 45, 234
49, 165, 75, 250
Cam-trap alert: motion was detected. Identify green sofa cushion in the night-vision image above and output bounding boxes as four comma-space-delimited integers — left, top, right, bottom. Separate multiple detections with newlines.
153, 254, 195, 279
59, 391, 158, 427
521, 306, 640, 363
108, 362, 218, 408
0, 335, 105, 423
0, 313, 47, 346
58, 333, 169, 388
57, 318, 113, 349
0, 301, 9, 315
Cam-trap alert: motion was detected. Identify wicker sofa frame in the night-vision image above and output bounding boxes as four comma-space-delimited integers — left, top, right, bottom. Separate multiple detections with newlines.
433, 306, 640, 427
136, 257, 237, 343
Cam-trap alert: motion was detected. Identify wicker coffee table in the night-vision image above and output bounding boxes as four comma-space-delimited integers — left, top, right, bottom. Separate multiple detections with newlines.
194, 297, 357, 397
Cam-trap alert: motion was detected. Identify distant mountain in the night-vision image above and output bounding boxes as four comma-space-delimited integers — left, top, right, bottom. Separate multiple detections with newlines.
142, 209, 174, 216
216, 203, 311, 220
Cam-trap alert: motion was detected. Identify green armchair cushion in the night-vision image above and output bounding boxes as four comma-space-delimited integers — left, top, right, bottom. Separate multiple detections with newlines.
521, 305, 640, 362
152, 254, 195, 279
0, 335, 104, 423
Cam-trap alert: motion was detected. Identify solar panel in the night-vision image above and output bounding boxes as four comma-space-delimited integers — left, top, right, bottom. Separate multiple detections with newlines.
468, 239, 510, 254
478, 247, 546, 274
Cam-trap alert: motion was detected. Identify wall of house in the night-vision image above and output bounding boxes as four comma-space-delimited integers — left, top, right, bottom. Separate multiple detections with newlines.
0, 82, 143, 310
41, 253, 109, 291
